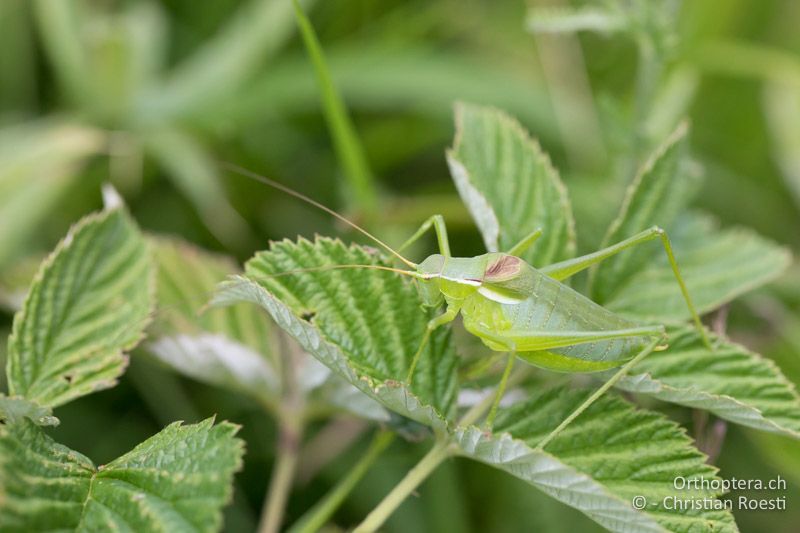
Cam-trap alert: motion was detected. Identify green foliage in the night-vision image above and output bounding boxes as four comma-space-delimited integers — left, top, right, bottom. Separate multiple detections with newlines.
615, 326, 800, 439
6, 208, 154, 408
24, 0, 298, 249
0, 206, 244, 532
149, 236, 387, 421
587, 123, 790, 321
447, 102, 576, 266
3, 1, 800, 532
0, 395, 58, 427
213, 237, 458, 426
148, 236, 278, 403
292, 0, 376, 215
214, 236, 749, 531
593, 123, 697, 302
210, 94, 799, 531
458, 387, 736, 532
605, 213, 791, 320
0, 418, 243, 533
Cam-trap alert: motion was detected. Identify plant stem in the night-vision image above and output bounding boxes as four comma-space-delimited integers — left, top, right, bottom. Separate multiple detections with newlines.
458, 366, 530, 428
297, 417, 367, 484
484, 352, 516, 429
351, 364, 531, 532
259, 333, 306, 533
288, 430, 395, 533
352, 439, 451, 533
258, 415, 304, 533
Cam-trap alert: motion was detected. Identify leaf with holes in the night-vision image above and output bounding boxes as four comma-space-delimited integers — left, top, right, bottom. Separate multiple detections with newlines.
613, 326, 800, 439
6, 208, 154, 408
456, 387, 737, 533
0, 418, 243, 532
447, 102, 576, 266
212, 237, 459, 428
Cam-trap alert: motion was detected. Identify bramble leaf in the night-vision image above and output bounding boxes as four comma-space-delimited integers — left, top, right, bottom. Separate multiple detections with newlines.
614, 326, 800, 439
605, 213, 791, 321
0, 395, 58, 427
212, 237, 459, 428
147, 237, 279, 402
457, 387, 737, 533
6, 208, 154, 408
149, 237, 387, 421
447, 102, 576, 266
0, 418, 243, 532
593, 122, 699, 303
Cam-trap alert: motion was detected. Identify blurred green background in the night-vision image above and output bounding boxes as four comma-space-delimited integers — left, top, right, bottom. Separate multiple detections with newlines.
1, 0, 798, 531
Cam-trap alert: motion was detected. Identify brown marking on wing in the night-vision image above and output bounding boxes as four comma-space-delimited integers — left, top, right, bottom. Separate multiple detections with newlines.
484, 255, 522, 281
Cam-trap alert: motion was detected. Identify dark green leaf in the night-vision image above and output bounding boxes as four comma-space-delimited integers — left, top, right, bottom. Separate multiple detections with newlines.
447, 102, 576, 266
615, 326, 800, 439
213, 237, 458, 427
457, 387, 737, 533
7, 208, 154, 408
0, 418, 243, 532
593, 122, 699, 303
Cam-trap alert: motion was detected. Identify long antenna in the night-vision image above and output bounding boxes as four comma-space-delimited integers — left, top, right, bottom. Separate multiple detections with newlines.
222, 162, 417, 269
246, 264, 423, 281
203, 263, 422, 317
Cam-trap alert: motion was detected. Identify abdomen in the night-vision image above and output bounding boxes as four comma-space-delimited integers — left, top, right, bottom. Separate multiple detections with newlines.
461, 269, 655, 372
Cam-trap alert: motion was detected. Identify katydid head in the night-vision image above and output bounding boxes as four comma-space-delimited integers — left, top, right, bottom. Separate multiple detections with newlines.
415, 254, 486, 303
414, 254, 446, 307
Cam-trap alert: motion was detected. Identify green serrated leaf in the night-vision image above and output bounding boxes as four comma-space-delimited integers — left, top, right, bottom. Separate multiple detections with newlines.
456, 387, 737, 533
0, 418, 243, 532
150, 236, 275, 361
148, 236, 278, 402
593, 122, 699, 303
0, 395, 58, 426
606, 212, 791, 321
150, 237, 386, 421
212, 237, 458, 428
614, 326, 800, 439
447, 102, 576, 266
6, 208, 154, 408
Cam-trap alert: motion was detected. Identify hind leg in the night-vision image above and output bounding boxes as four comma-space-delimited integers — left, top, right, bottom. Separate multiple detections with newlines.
540, 226, 710, 347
